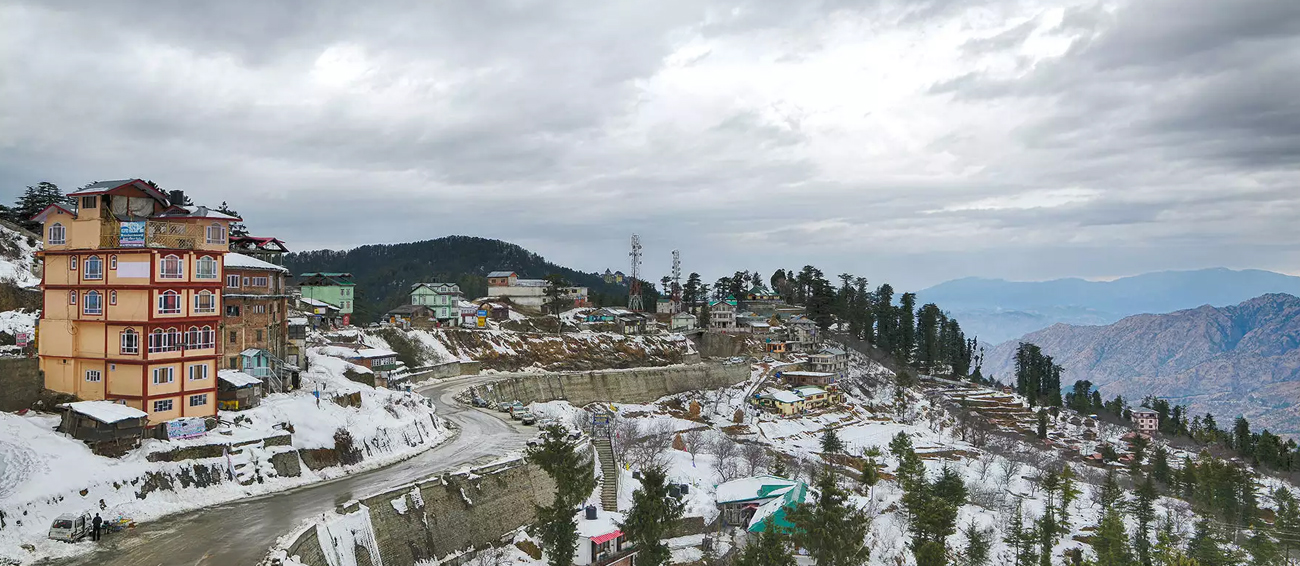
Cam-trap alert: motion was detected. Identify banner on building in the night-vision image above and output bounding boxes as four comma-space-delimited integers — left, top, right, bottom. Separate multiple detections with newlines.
164, 417, 207, 440
119, 221, 146, 248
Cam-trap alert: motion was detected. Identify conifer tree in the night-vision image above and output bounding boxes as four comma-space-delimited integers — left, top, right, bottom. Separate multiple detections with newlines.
860, 446, 882, 496
1132, 475, 1158, 566
1099, 468, 1125, 511
1273, 487, 1300, 560
1187, 519, 1230, 566
526, 425, 598, 566
1007, 504, 1040, 566
788, 471, 871, 566
1152, 447, 1172, 485
1093, 507, 1135, 566
734, 518, 796, 566
1037, 409, 1049, 439
821, 428, 844, 456
620, 467, 685, 566
960, 522, 992, 566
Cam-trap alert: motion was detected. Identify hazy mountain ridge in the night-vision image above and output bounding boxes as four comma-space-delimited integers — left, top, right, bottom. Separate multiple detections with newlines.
983, 293, 1300, 435
920, 268, 1300, 343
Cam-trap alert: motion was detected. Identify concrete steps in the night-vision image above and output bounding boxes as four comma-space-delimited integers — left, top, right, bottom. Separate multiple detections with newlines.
594, 437, 618, 512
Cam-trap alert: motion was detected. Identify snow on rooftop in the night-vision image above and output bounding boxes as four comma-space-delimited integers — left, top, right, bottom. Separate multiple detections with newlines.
218, 369, 262, 388
760, 388, 803, 404
223, 252, 289, 273
714, 475, 798, 504
793, 386, 829, 396
60, 401, 148, 423
576, 509, 625, 539
354, 348, 398, 358
779, 371, 835, 377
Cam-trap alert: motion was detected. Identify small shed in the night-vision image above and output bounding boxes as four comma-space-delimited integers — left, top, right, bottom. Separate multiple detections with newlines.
218, 370, 263, 410
57, 401, 149, 456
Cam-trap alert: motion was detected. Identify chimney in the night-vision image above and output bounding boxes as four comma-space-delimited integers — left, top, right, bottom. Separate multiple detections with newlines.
168, 190, 187, 206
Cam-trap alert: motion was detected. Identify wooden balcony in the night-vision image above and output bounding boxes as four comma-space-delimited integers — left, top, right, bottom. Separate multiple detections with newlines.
100, 218, 206, 250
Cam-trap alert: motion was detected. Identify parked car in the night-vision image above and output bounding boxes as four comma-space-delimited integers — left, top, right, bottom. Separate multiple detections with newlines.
537, 417, 560, 429
509, 402, 526, 416
48, 512, 90, 542
496, 401, 513, 412
471, 397, 489, 408
519, 412, 537, 425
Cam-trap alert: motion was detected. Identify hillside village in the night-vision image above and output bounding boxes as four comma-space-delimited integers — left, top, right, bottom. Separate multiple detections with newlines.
0, 180, 1297, 566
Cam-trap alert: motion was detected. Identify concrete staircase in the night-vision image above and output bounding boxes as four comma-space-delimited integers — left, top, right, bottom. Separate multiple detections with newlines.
229, 440, 274, 485
594, 436, 618, 511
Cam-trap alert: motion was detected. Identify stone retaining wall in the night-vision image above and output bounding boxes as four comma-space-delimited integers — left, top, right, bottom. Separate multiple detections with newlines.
279, 457, 562, 566
0, 357, 41, 412
484, 363, 749, 406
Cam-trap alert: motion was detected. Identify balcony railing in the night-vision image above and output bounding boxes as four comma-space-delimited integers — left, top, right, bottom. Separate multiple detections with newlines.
100, 218, 207, 250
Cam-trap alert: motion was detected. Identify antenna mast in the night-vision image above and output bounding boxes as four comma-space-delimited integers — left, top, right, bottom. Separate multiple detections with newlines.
628, 234, 643, 311
670, 249, 682, 313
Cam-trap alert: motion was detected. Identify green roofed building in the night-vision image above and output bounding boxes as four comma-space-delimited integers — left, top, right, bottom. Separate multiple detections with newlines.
299, 272, 356, 323
714, 475, 810, 532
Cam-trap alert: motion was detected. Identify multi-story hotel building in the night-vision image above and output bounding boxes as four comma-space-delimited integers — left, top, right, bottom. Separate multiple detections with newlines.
34, 179, 238, 421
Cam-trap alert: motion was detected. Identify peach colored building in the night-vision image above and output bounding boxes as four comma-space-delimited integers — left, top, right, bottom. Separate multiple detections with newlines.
34, 179, 238, 422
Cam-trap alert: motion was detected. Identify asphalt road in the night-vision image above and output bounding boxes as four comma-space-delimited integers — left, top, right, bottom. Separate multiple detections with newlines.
43, 375, 528, 566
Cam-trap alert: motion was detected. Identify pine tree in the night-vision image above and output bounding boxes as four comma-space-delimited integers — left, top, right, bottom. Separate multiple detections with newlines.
1007, 504, 1040, 566
1245, 530, 1279, 566
734, 518, 796, 566
1187, 519, 1229, 566
1037, 409, 1049, 439
526, 425, 598, 566
1092, 507, 1134, 566
860, 446, 882, 496
821, 428, 845, 456
960, 522, 992, 566
788, 471, 871, 566
1273, 487, 1300, 560
1132, 476, 1158, 566
1152, 448, 1172, 485
620, 467, 685, 566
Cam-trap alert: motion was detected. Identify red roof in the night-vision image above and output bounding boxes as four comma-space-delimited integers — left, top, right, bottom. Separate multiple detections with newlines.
30, 203, 76, 223
590, 530, 623, 545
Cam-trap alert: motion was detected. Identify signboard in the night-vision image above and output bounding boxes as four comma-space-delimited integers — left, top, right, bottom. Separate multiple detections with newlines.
476, 316, 487, 328
119, 221, 146, 248
164, 417, 207, 440
15, 332, 29, 348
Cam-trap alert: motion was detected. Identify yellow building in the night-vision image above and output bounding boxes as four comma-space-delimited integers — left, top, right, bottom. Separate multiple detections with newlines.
34, 180, 239, 422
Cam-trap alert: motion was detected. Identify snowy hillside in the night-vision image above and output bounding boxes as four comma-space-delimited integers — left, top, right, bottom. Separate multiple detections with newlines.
352, 327, 697, 372
0, 346, 451, 565
0, 222, 41, 288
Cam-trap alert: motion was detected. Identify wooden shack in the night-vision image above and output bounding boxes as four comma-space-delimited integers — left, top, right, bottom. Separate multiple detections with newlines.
57, 401, 149, 457
218, 370, 263, 410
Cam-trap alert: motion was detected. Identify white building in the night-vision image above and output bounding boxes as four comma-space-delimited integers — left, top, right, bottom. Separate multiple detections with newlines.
485, 278, 589, 310
709, 300, 737, 330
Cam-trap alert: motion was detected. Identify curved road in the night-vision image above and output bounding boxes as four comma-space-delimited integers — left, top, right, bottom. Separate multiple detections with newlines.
45, 375, 528, 566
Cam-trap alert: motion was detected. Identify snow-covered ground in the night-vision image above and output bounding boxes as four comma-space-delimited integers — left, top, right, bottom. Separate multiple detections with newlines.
0, 347, 451, 565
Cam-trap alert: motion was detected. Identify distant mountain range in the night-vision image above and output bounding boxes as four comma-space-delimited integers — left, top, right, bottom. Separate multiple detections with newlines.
284, 236, 630, 322
983, 293, 1300, 435
919, 268, 1300, 344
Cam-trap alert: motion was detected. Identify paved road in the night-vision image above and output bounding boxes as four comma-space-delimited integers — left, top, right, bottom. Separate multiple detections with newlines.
44, 375, 528, 566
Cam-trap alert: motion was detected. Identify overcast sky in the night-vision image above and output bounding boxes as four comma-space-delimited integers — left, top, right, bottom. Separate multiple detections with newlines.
2, 0, 1297, 290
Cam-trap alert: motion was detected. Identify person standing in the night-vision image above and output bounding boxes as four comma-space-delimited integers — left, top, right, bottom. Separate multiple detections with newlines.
91, 514, 102, 541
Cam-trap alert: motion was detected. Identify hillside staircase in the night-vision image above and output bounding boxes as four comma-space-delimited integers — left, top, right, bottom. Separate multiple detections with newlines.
593, 436, 619, 511
228, 440, 276, 486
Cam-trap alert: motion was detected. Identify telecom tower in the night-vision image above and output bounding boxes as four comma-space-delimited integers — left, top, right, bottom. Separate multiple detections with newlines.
670, 249, 682, 313
628, 234, 644, 311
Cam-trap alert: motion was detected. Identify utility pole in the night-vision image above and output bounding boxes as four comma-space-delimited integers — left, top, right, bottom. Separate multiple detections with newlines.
670, 249, 682, 313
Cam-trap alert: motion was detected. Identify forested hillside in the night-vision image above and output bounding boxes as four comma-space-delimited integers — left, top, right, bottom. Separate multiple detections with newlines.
984, 293, 1300, 434
284, 236, 630, 322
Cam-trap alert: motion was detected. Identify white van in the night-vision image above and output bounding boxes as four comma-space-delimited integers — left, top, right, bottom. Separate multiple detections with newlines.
48, 513, 91, 542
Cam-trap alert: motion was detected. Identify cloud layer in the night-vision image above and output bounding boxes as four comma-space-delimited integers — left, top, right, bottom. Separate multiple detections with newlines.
2, 0, 1297, 288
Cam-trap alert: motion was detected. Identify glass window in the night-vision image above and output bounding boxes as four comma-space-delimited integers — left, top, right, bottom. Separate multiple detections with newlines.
81, 196, 96, 210
152, 367, 175, 384
109, 290, 117, 305
152, 399, 173, 412
160, 255, 183, 279
226, 305, 241, 317
194, 291, 216, 314
83, 291, 102, 315
85, 370, 101, 382
83, 256, 103, 280
205, 223, 226, 244
48, 223, 66, 245
69, 290, 77, 305
110, 255, 117, 270
158, 290, 181, 314
188, 364, 209, 381
189, 393, 208, 407
121, 329, 139, 354
227, 274, 240, 288
196, 256, 218, 279
70, 256, 77, 271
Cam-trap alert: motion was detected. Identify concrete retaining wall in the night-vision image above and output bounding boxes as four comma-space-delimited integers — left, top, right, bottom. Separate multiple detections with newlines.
409, 360, 483, 381
484, 363, 750, 406
279, 457, 562, 566
693, 332, 752, 358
